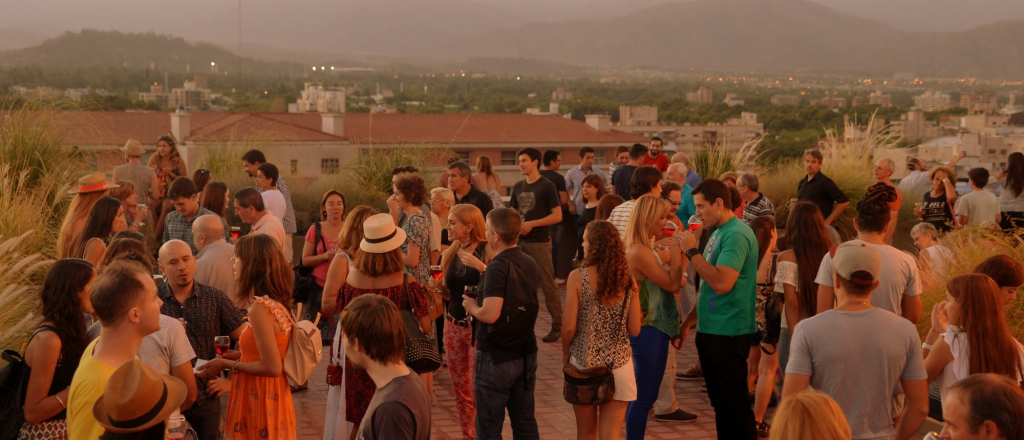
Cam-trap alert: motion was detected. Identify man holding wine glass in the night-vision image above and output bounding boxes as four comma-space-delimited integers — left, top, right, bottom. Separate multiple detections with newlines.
157, 240, 247, 440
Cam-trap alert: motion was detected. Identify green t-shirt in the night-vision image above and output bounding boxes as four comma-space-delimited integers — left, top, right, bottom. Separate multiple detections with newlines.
697, 216, 758, 336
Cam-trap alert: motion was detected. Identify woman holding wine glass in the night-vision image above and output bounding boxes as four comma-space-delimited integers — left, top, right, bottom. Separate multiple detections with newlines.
432, 204, 491, 439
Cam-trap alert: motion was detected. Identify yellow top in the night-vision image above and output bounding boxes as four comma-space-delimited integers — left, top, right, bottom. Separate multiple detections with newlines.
68, 338, 116, 440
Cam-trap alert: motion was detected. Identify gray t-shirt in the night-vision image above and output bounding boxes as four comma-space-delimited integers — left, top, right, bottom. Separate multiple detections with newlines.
955, 189, 999, 226
815, 243, 921, 316
138, 315, 196, 375
357, 372, 430, 440
787, 308, 926, 440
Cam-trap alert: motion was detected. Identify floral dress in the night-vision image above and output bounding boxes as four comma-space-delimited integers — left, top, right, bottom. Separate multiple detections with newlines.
336, 281, 429, 424
400, 211, 432, 285
225, 297, 296, 440
147, 153, 187, 199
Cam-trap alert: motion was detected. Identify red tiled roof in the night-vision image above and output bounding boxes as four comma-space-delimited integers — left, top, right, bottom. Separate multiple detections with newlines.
38, 111, 647, 146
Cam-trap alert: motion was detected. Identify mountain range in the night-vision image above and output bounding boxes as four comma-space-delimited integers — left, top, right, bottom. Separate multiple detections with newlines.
2, 0, 1024, 77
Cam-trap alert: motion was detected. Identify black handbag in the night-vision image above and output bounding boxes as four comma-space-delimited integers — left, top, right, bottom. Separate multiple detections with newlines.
400, 277, 441, 374
563, 289, 629, 406
760, 254, 783, 353
292, 222, 323, 303
0, 326, 55, 440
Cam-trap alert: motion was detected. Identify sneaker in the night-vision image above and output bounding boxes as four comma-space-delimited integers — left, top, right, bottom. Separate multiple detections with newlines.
676, 364, 703, 380
654, 409, 698, 423
555, 277, 567, 285
756, 421, 770, 438
541, 329, 560, 343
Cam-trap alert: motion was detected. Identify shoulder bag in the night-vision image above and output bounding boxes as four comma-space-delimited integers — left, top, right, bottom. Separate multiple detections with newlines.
563, 291, 629, 406
400, 277, 441, 374
292, 222, 323, 303
0, 325, 57, 440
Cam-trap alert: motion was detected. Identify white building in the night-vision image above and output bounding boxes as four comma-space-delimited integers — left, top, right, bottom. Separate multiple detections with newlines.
291, 82, 346, 114
913, 90, 952, 112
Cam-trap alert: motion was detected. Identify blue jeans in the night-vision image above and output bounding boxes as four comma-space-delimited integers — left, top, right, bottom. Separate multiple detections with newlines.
474, 350, 539, 440
626, 326, 669, 439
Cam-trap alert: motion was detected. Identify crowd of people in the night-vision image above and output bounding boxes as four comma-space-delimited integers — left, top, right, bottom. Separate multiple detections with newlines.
10, 134, 1024, 440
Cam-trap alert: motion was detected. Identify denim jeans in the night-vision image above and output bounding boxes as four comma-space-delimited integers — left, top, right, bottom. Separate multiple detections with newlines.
474, 350, 539, 440
696, 332, 756, 440
625, 326, 669, 439
182, 399, 220, 440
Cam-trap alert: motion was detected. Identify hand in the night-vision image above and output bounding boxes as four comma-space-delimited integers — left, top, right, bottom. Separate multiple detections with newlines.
674, 323, 691, 349
386, 194, 399, 212
457, 248, 486, 272
957, 150, 966, 159
568, 203, 576, 216
324, 249, 337, 261
677, 230, 697, 252
519, 221, 534, 236
207, 377, 232, 398
196, 358, 228, 379
137, 206, 149, 222
914, 206, 924, 219
462, 296, 477, 316
221, 350, 241, 361
931, 301, 948, 334
934, 169, 948, 182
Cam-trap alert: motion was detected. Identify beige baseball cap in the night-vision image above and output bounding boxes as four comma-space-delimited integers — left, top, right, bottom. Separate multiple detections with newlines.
833, 240, 881, 285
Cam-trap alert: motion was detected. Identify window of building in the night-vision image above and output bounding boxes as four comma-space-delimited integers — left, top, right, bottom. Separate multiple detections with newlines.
1001, 149, 1007, 155
594, 150, 606, 164
989, 150, 997, 155
321, 158, 339, 174
501, 151, 516, 165
455, 151, 470, 164
290, 159, 298, 174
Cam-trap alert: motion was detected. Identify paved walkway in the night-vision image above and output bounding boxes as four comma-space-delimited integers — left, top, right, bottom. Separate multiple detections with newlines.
292, 286, 729, 439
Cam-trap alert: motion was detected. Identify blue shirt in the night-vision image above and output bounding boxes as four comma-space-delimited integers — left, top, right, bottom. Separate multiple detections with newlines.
676, 183, 696, 222
685, 169, 703, 189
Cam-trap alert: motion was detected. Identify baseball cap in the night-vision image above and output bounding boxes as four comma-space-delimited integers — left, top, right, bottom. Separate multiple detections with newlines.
833, 240, 881, 285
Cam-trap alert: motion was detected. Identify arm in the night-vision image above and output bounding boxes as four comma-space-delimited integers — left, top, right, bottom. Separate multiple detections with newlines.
466, 296, 503, 324
402, 241, 421, 268
525, 206, 563, 229
900, 294, 922, 323
629, 240, 684, 293
823, 201, 849, 225
923, 337, 954, 384
301, 232, 333, 267
816, 284, 835, 314
233, 304, 283, 377
688, 254, 739, 295
321, 255, 349, 313
895, 379, 930, 440
626, 283, 642, 337
783, 282, 800, 329
558, 190, 569, 207
561, 270, 582, 364
22, 333, 69, 425
83, 240, 105, 266
170, 361, 198, 411
781, 374, 811, 399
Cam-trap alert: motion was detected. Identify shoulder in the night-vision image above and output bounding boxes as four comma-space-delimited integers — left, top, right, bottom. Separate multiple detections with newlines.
27, 329, 63, 354
778, 249, 796, 262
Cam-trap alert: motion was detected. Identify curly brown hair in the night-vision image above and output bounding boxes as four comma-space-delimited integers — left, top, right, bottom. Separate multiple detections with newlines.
394, 174, 427, 207
581, 220, 636, 304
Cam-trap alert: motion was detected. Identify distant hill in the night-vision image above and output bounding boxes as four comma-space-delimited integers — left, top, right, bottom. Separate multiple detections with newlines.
456, 0, 1024, 78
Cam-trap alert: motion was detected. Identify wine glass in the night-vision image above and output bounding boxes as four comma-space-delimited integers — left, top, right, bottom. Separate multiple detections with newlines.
463, 285, 478, 299
214, 336, 230, 357
430, 265, 443, 280
687, 215, 703, 232
662, 221, 677, 237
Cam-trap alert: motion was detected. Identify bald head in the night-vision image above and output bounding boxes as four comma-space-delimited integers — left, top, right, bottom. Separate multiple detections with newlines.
666, 163, 688, 185
159, 240, 192, 262
158, 239, 195, 289
192, 215, 225, 252
671, 152, 690, 168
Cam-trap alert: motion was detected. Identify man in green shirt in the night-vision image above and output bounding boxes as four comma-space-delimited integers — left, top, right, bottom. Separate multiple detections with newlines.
677, 178, 758, 440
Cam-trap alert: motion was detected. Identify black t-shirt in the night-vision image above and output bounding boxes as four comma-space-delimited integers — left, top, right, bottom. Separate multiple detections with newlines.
473, 247, 540, 364
575, 206, 597, 259
611, 165, 637, 200
357, 372, 431, 440
797, 172, 849, 219
509, 177, 560, 243
922, 191, 955, 232
455, 186, 494, 218
540, 169, 568, 208
445, 243, 486, 320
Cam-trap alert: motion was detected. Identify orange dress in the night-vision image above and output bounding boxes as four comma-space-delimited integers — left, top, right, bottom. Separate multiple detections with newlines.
225, 297, 297, 440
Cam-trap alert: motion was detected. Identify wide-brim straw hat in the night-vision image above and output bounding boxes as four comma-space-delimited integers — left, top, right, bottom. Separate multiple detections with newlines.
68, 172, 119, 194
120, 139, 145, 157
93, 359, 187, 434
360, 213, 407, 253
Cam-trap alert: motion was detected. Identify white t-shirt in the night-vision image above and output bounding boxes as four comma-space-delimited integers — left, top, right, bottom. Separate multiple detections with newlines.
261, 189, 287, 222
815, 243, 921, 317
608, 200, 637, 240
923, 245, 953, 283
138, 315, 196, 375
775, 260, 798, 329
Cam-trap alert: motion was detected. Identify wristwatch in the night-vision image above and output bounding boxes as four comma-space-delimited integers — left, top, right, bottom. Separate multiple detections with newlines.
685, 248, 701, 261
922, 342, 933, 351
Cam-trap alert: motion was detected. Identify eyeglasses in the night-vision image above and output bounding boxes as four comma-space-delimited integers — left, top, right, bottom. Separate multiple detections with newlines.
662, 196, 680, 208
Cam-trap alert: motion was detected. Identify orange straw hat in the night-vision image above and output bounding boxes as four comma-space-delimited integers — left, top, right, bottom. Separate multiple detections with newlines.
68, 172, 119, 194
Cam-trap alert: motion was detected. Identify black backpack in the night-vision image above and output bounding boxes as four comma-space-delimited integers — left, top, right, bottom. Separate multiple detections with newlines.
483, 255, 540, 352
0, 326, 56, 440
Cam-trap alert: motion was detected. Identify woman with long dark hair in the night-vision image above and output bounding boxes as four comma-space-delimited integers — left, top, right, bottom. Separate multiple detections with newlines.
923, 274, 1024, 402
148, 135, 187, 243
745, 216, 779, 436
998, 152, 1024, 230
775, 201, 831, 376
472, 155, 504, 209
199, 182, 229, 219
195, 234, 296, 439
575, 173, 609, 260
563, 220, 641, 440
192, 168, 211, 195
69, 197, 128, 266
18, 259, 97, 439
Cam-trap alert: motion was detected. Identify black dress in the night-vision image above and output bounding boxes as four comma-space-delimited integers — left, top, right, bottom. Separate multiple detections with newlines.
575, 206, 597, 260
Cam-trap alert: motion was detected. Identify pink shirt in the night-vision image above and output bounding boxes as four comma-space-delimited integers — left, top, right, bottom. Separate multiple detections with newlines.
305, 224, 338, 286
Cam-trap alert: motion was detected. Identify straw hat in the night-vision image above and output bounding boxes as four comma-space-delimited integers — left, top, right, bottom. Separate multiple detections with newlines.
68, 172, 119, 194
360, 213, 407, 253
120, 139, 145, 157
92, 359, 187, 434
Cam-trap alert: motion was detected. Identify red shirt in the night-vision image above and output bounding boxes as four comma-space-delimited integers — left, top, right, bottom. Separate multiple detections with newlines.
643, 153, 669, 172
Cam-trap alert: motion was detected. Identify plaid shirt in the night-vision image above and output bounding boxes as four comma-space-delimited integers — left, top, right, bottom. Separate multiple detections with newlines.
162, 206, 231, 255
259, 177, 296, 234
159, 281, 247, 408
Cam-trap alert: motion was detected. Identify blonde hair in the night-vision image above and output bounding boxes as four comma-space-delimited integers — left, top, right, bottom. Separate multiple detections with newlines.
624, 194, 670, 249
440, 204, 487, 276
57, 191, 108, 258
769, 391, 851, 440
430, 187, 455, 211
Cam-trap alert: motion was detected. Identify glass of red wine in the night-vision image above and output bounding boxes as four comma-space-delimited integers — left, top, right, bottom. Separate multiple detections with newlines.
430, 265, 443, 280
230, 226, 241, 240
464, 285, 478, 299
687, 215, 703, 232
214, 336, 230, 357
662, 221, 677, 237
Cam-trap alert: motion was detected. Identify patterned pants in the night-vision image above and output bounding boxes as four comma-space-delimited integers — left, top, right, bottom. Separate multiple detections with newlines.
444, 320, 476, 440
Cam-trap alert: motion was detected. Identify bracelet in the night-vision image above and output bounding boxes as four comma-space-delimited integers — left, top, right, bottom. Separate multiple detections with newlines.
54, 394, 65, 409
685, 248, 701, 261
922, 342, 933, 351
231, 360, 239, 373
